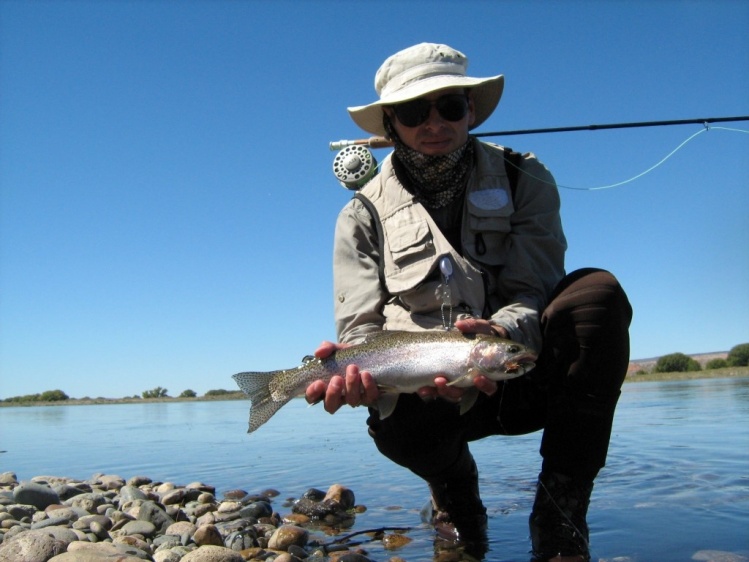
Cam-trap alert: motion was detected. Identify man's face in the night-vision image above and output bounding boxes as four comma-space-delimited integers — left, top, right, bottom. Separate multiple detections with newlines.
384, 88, 476, 156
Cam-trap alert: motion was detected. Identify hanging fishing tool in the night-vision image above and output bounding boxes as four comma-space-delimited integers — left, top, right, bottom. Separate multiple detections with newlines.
439, 256, 454, 331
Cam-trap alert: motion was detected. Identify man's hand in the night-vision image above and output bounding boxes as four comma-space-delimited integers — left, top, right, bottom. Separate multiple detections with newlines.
417, 319, 508, 401
304, 341, 380, 414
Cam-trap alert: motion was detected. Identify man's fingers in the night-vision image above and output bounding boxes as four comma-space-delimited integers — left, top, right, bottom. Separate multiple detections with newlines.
314, 340, 338, 359
474, 375, 498, 396
360, 370, 380, 404
345, 365, 362, 406
324, 375, 345, 414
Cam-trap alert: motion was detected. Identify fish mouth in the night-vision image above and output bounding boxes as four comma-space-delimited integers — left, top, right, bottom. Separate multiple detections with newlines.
504, 353, 537, 375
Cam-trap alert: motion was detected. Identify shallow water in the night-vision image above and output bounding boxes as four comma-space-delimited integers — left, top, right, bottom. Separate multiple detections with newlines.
1, 377, 748, 561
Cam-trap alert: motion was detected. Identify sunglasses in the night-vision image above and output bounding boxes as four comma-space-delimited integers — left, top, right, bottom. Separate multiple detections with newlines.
390, 93, 470, 128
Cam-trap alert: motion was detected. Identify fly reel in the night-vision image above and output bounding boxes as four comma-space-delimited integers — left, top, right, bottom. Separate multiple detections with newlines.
332, 144, 378, 190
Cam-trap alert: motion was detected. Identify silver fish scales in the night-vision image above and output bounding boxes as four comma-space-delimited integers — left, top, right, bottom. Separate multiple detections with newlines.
233, 330, 537, 433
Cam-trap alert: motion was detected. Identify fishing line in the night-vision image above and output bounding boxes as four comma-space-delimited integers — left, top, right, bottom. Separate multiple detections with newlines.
506, 125, 749, 192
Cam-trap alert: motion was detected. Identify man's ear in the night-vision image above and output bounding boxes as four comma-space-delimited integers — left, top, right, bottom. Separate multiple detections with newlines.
466, 92, 477, 127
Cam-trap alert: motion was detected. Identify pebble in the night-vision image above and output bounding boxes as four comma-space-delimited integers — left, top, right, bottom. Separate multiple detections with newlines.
0, 472, 378, 562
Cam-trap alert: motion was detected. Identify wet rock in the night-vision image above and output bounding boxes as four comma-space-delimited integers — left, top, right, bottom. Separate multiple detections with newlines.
382, 532, 412, 549
64, 492, 107, 513
197, 492, 216, 504
268, 524, 309, 550
121, 519, 157, 537
94, 474, 126, 490
301, 488, 326, 502
154, 551, 183, 562
0, 528, 68, 561
127, 475, 153, 487
67, 539, 150, 559
165, 520, 197, 537
193, 523, 224, 546
135, 500, 174, 532
274, 553, 305, 562
115, 534, 153, 555
120, 485, 148, 502
44, 506, 79, 523
222, 489, 247, 500
287, 544, 309, 558
13, 481, 61, 511
186, 482, 215, 495
161, 488, 187, 505
8, 504, 36, 520
180, 544, 245, 562
217, 500, 242, 513
292, 484, 356, 526
324, 484, 355, 510
224, 527, 257, 551
239, 500, 272, 520
0, 473, 18, 487
283, 513, 311, 526
52, 483, 88, 502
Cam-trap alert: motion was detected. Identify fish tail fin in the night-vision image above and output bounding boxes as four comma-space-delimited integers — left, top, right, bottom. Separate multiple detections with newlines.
232, 371, 292, 433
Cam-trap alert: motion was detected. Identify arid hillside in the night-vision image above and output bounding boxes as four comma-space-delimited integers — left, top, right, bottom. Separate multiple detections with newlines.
628, 351, 728, 376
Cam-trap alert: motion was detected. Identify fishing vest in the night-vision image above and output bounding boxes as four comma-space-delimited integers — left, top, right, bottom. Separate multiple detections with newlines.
354, 141, 521, 331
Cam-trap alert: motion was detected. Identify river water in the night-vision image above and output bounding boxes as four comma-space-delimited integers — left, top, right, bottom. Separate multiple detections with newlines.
1, 376, 748, 561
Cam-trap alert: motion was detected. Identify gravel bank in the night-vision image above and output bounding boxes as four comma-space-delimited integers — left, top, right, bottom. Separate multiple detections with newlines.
0, 472, 419, 562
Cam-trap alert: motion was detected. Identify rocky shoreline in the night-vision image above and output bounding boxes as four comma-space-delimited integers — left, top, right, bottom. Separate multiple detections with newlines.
0, 472, 418, 562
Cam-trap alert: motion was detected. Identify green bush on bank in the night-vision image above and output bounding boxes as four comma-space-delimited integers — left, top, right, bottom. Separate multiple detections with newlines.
142, 386, 169, 399
654, 352, 702, 373
2, 389, 70, 403
727, 343, 749, 367
204, 389, 234, 397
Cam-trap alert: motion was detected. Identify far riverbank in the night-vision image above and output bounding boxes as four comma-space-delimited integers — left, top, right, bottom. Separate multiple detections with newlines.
2, 367, 747, 408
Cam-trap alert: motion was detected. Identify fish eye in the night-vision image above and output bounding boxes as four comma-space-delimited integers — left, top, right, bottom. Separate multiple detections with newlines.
508, 345, 520, 354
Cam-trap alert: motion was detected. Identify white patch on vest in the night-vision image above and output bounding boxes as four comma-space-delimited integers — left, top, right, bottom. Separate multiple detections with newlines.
468, 188, 509, 210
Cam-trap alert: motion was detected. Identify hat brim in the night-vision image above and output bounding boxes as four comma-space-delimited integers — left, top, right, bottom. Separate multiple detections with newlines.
348, 74, 504, 137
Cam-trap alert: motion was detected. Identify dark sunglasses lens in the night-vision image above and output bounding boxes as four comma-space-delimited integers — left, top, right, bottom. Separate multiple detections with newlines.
437, 95, 469, 121
393, 95, 468, 127
393, 99, 431, 127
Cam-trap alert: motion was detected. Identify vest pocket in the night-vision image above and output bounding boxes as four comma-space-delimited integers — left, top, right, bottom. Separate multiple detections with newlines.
385, 218, 433, 265
465, 214, 512, 265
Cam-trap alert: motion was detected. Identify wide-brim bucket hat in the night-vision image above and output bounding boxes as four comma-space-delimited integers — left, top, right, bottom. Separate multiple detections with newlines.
348, 43, 504, 137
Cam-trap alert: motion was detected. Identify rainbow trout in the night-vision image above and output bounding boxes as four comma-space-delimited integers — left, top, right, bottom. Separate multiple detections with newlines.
233, 330, 537, 433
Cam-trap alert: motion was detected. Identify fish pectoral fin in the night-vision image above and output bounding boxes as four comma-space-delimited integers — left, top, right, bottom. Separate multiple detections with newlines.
458, 387, 480, 415
376, 394, 400, 419
376, 384, 399, 393
445, 371, 475, 387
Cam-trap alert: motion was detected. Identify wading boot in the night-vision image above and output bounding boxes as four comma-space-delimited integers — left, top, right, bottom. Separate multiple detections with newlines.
529, 471, 593, 561
424, 457, 488, 556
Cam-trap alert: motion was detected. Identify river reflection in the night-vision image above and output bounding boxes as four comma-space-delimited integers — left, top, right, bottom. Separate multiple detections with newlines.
1, 377, 747, 561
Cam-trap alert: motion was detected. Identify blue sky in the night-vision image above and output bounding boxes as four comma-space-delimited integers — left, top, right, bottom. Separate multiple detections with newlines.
1, 0, 747, 399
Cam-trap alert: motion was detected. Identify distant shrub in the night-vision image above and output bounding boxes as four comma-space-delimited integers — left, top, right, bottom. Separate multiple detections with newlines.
727, 343, 749, 367
142, 387, 169, 399
705, 358, 729, 370
654, 353, 702, 373
3, 390, 69, 403
179, 389, 197, 398
204, 389, 233, 396
3, 394, 38, 403
39, 390, 69, 402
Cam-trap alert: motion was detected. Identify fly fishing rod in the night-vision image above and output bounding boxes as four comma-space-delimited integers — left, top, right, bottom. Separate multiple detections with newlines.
330, 115, 749, 189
